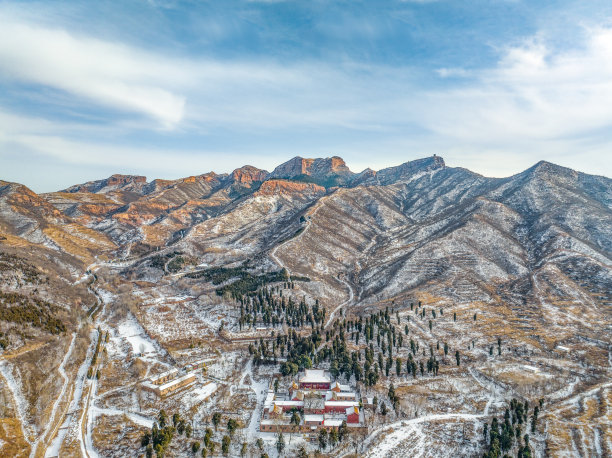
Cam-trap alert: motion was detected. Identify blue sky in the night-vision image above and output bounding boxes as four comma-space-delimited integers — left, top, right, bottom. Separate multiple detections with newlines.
1, 0, 612, 192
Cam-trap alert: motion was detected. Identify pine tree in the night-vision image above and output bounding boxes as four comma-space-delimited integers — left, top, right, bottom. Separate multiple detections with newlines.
318, 428, 328, 450
329, 427, 339, 448
275, 432, 285, 455
212, 412, 221, 431
222, 435, 231, 455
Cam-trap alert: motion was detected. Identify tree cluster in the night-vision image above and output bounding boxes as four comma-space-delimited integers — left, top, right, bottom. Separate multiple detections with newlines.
186, 265, 309, 298
239, 289, 324, 330
141, 410, 194, 457
0, 252, 47, 286
0, 290, 65, 335
482, 398, 544, 458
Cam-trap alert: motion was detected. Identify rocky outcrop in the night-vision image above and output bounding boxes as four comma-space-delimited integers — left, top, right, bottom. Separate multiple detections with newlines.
64, 174, 148, 194
229, 166, 268, 184
255, 179, 326, 196
270, 156, 354, 186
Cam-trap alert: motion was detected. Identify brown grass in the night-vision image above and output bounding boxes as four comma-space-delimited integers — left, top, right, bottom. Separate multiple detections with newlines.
0, 418, 30, 457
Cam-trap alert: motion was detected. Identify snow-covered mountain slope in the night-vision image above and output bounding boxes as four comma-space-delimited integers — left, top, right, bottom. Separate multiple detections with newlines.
1, 155, 610, 457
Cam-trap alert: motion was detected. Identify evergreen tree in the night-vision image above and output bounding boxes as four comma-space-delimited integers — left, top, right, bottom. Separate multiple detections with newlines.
227, 418, 239, 437
276, 432, 285, 455
338, 421, 348, 442
212, 412, 221, 431
222, 435, 231, 455
318, 428, 328, 450
329, 427, 339, 448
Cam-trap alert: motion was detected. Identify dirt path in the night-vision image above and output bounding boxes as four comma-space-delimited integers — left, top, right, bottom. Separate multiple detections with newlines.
38, 333, 77, 455
0, 360, 34, 453
324, 275, 355, 329
270, 192, 357, 329
269, 193, 333, 277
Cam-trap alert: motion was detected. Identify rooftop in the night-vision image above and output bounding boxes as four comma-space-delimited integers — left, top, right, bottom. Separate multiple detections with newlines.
157, 372, 195, 391
324, 419, 344, 427
304, 397, 325, 409
150, 368, 179, 383
300, 369, 331, 384
325, 400, 360, 407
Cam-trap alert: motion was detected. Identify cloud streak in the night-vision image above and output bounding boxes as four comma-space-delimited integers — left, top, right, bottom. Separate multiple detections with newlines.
1, 5, 612, 188
0, 13, 186, 127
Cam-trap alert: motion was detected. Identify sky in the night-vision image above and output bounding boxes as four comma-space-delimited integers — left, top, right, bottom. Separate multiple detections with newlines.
1, 0, 611, 192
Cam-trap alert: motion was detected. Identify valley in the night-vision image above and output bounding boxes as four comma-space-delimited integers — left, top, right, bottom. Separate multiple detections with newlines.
0, 155, 610, 457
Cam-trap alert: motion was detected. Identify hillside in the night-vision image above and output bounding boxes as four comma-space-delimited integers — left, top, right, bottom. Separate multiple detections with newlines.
0, 155, 610, 457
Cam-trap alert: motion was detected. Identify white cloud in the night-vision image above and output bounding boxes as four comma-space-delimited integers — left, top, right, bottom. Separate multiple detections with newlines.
1, 9, 612, 183
423, 26, 612, 143
0, 10, 409, 132
0, 12, 186, 128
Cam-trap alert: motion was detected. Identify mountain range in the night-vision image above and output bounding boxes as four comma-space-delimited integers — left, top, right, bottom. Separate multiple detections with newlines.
0, 154, 611, 457
2, 154, 610, 309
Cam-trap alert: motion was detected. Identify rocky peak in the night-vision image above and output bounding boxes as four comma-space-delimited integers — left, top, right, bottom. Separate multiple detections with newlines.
63, 174, 149, 194
107, 174, 147, 187
271, 156, 353, 179
229, 166, 269, 184
524, 160, 578, 181
270, 156, 355, 188
0, 180, 65, 222
350, 168, 377, 186
371, 155, 446, 185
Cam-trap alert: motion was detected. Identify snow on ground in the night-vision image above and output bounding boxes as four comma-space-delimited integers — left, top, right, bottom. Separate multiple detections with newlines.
45, 283, 114, 458
243, 362, 267, 440
82, 375, 100, 458
137, 294, 230, 341
114, 312, 170, 366
191, 382, 218, 403
45, 329, 96, 458
547, 377, 580, 403
90, 406, 154, 429
364, 414, 482, 458
207, 351, 240, 380
0, 360, 34, 448
39, 333, 77, 455
118, 315, 157, 355
468, 367, 508, 416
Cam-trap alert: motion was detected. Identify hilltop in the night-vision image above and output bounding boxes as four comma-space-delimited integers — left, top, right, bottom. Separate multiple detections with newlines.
0, 155, 610, 457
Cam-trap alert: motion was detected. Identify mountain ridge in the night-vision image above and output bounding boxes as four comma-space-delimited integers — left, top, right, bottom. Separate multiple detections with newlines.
0, 154, 610, 457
